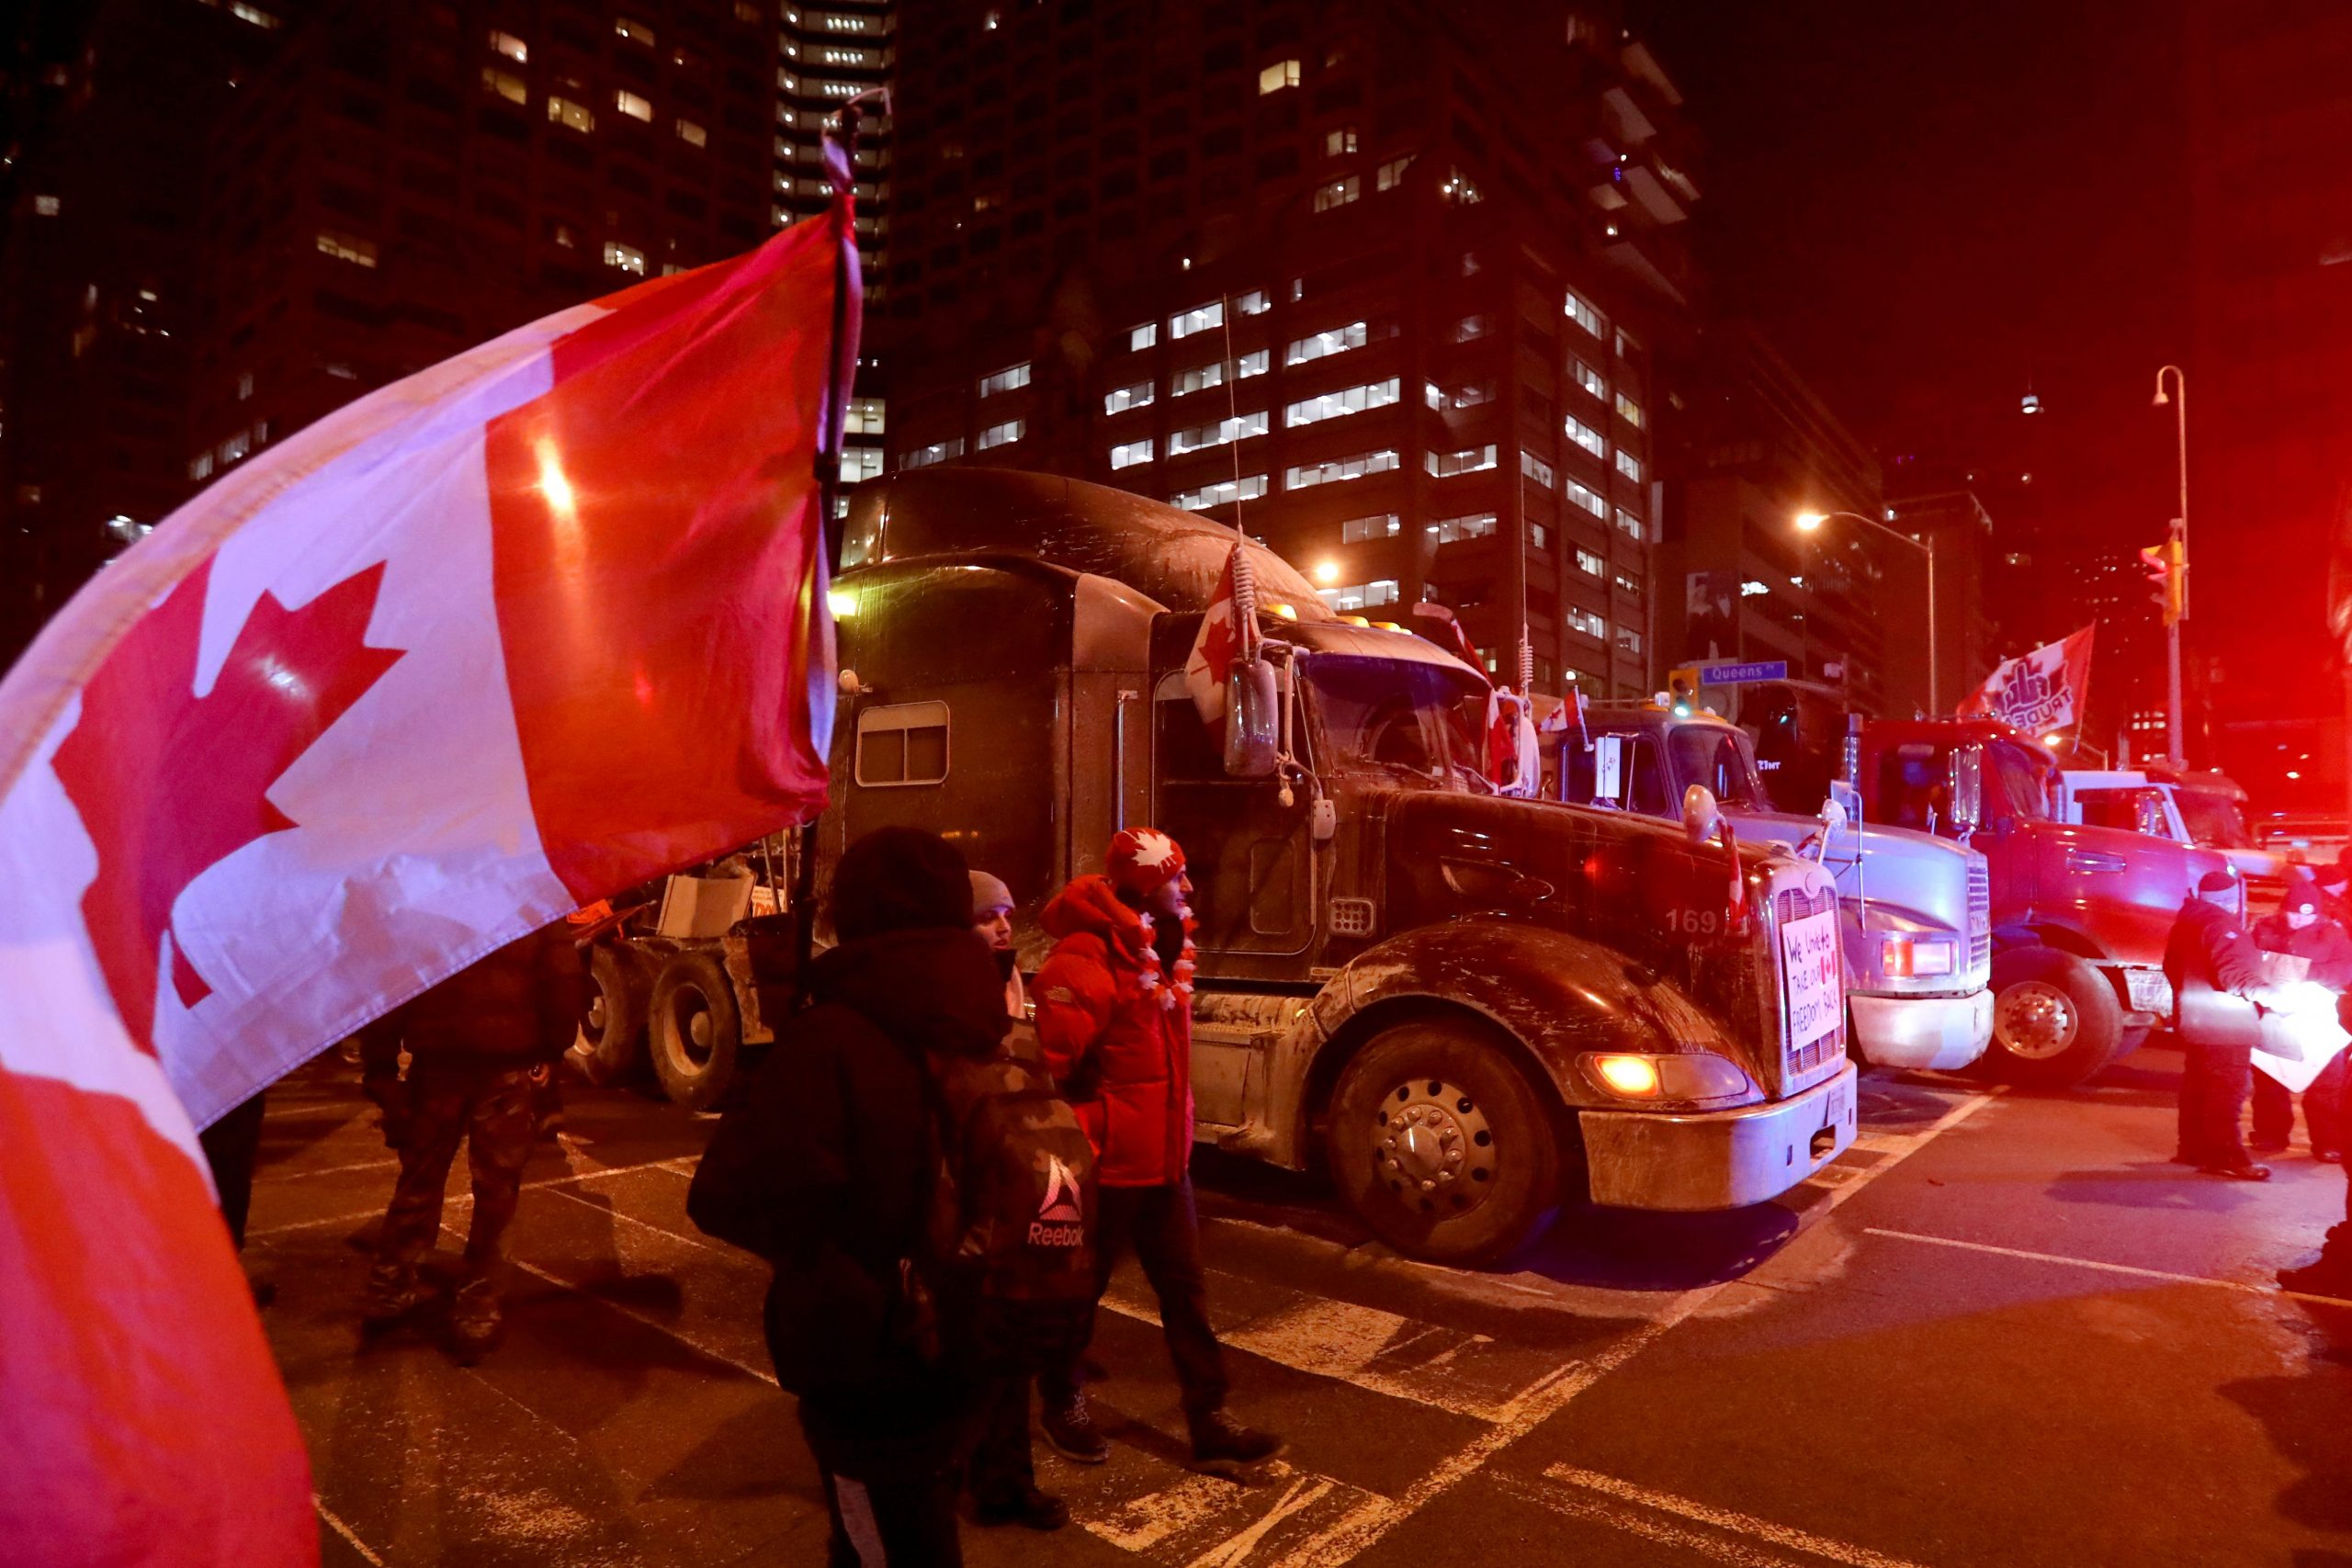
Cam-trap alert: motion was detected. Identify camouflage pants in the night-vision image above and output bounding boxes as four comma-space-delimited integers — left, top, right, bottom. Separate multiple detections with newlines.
376, 1059, 537, 1287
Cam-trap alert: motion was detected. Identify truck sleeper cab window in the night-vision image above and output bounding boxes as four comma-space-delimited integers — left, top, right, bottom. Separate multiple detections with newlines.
854, 700, 950, 786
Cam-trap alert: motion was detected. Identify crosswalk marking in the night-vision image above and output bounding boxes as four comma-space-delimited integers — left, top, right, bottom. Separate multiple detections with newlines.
1492, 1463, 1938, 1568
1069, 1454, 1399, 1567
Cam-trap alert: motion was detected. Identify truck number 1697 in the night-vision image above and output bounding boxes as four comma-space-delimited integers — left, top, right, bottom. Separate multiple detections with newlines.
1665, 907, 1723, 935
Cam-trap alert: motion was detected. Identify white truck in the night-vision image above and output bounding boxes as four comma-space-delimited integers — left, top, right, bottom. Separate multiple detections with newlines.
2060, 767, 2290, 903
1566, 704, 1994, 1073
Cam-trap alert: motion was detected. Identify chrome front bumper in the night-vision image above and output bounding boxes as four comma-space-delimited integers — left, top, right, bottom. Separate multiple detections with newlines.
1849, 987, 1993, 1072
1578, 1060, 1860, 1212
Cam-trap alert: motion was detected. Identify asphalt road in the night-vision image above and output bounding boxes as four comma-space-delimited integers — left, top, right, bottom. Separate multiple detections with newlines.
245, 1045, 2352, 1568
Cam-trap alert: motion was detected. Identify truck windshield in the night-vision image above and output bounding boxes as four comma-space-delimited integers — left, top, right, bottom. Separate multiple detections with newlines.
2175, 788, 2255, 849
1303, 654, 1489, 790
1668, 726, 1769, 810
1986, 740, 2055, 822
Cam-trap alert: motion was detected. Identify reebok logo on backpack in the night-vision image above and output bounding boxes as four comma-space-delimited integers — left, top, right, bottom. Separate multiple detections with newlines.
1029, 1155, 1087, 1248
926, 1048, 1099, 1303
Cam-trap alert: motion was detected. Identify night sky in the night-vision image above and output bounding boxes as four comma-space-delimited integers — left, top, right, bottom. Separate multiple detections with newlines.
1639, 0, 2189, 581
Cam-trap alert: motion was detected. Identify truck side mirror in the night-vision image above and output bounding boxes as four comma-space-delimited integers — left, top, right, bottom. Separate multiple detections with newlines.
1223, 657, 1281, 778
1950, 748, 1984, 831
1681, 784, 1722, 847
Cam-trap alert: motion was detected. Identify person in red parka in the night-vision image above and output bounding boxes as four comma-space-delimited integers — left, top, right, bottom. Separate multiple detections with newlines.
1031, 827, 1282, 1475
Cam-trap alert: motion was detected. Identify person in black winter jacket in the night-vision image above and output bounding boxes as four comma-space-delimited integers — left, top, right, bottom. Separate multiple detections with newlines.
2249, 884, 2352, 1160
2166, 870, 2275, 1179
687, 827, 1005, 1568
357, 921, 588, 1359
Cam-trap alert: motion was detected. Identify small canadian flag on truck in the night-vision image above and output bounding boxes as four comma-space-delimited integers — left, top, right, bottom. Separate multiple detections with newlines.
1185, 541, 1262, 723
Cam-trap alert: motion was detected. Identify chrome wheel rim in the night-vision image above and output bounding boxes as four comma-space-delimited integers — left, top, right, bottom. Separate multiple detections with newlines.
1997, 980, 2078, 1060
1372, 1078, 1497, 1217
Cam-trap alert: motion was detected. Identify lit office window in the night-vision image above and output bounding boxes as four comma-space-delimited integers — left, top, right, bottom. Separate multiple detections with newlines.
977, 420, 1025, 450
903, 437, 964, 469
1427, 513, 1497, 544
1575, 547, 1605, 576
616, 90, 655, 123
1285, 450, 1399, 490
1110, 438, 1154, 470
1426, 445, 1497, 479
1567, 480, 1606, 517
1566, 415, 1605, 457
1615, 391, 1645, 429
1521, 451, 1555, 489
1565, 292, 1601, 335
978, 362, 1032, 396
1285, 378, 1399, 428
1286, 321, 1367, 366
1259, 58, 1301, 94
1573, 359, 1605, 398
1129, 321, 1159, 350
1340, 513, 1401, 542
615, 16, 656, 46
1170, 301, 1224, 340
1237, 349, 1270, 378
1170, 411, 1269, 454
1321, 579, 1401, 612
1616, 506, 1645, 542
1104, 380, 1155, 414
675, 118, 707, 146
488, 29, 528, 62
1616, 449, 1642, 482
1313, 175, 1361, 212
1566, 607, 1607, 639
548, 96, 595, 132
1325, 128, 1358, 156
481, 66, 527, 104
1375, 154, 1414, 191
604, 241, 649, 276
1172, 361, 1225, 396
316, 231, 378, 267
844, 398, 886, 434
1172, 474, 1269, 510
1237, 289, 1270, 315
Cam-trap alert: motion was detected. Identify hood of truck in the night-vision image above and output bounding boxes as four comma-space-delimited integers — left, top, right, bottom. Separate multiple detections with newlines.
1374, 789, 1838, 1100
1729, 809, 1991, 994
2007, 818, 2233, 968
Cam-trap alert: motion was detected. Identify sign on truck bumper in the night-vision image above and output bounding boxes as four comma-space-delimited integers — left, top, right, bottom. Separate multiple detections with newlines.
1849, 987, 1994, 1073
1578, 1060, 1860, 1211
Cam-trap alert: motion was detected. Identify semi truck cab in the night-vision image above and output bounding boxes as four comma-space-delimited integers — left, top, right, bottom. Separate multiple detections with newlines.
1559, 704, 1992, 1073
819, 468, 1857, 1266
1857, 719, 2236, 1086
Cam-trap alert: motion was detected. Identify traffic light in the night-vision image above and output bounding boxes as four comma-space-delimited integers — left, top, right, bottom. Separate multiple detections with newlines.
1667, 667, 1700, 716
2138, 532, 2188, 626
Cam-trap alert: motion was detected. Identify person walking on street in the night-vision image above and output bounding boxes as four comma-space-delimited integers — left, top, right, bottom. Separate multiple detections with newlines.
358, 920, 587, 1360
2249, 883, 2352, 1161
686, 828, 1006, 1567
1033, 827, 1283, 1475
2165, 869, 2275, 1180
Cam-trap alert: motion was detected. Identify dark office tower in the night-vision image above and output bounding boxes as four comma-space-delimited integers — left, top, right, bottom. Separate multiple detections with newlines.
0, 0, 301, 663
183, 1, 780, 502
775, 0, 895, 499
2187, 2, 2352, 796
876, 2, 1697, 699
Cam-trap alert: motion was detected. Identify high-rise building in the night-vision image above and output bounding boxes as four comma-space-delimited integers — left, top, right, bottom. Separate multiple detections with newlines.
182, 1, 782, 505
2187, 1, 2352, 806
1883, 489, 1997, 718
0, 0, 304, 662
2, 0, 891, 667
1657, 329, 1913, 716
874, 1, 1699, 699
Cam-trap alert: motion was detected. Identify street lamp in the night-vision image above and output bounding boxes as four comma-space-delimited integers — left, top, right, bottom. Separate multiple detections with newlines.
2153, 365, 2188, 767
1795, 508, 1939, 716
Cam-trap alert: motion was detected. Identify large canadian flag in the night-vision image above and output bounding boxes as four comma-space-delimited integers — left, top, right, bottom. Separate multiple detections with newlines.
1183, 542, 1261, 723
0, 186, 856, 1562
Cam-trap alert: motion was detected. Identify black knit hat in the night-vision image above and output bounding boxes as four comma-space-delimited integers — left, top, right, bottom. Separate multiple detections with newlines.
2284, 884, 2324, 916
2198, 869, 2239, 895
831, 827, 973, 941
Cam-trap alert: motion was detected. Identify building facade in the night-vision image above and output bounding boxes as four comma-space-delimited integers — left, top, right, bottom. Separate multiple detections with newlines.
1883, 489, 1997, 719
1656, 329, 1914, 717
875, 1, 1701, 699
1, 0, 889, 667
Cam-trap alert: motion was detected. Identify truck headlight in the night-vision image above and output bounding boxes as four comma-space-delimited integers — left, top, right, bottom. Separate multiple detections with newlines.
1880, 933, 1957, 978
1582, 1052, 1754, 1102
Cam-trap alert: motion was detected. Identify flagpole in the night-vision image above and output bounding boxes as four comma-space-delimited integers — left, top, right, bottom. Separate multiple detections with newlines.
1218, 294, 1246, 544
793, 89, 883, 997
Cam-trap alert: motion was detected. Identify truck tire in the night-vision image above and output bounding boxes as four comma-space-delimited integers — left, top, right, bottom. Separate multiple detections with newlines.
1326, 1020, 1563, 1268
1982, 946, 2121, 1089
650, 950, 741, 1111
573, 944, 646, 1087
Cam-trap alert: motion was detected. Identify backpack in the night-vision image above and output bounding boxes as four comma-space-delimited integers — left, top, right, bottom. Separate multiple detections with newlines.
922, 1043, 1100, 1307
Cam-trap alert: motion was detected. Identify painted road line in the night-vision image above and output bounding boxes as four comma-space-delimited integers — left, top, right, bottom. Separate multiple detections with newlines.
1255, 1085, 2006, 1568
256, 1156, 404, 1183
1863, 1225, 2352, 1307
1069, 1455, 1398, 1567
544, 1179, 738, 1258
1496, 1465, 1937, 1568
246, 1155, 699, 1241
313, 1495, 388, 1567
1098, 1285, 1553, 1423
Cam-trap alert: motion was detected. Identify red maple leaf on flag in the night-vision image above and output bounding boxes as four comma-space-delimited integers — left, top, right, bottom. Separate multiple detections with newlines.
51, 558, 404, 1054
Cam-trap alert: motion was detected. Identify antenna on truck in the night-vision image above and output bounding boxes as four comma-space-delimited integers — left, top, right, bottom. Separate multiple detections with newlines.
1219, 294, 1248, 542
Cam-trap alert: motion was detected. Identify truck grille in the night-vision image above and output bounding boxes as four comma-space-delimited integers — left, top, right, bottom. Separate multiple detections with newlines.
1966, 859, 1991, 972
1773, 879, 1844, 1084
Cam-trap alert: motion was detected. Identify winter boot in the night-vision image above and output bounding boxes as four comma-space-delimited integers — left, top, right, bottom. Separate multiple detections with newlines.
1040, 1391, 1109, 1464
447, 1277, 503, 1364
359, 1263, 429, 1336
1188, 1409, 1283, 1475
